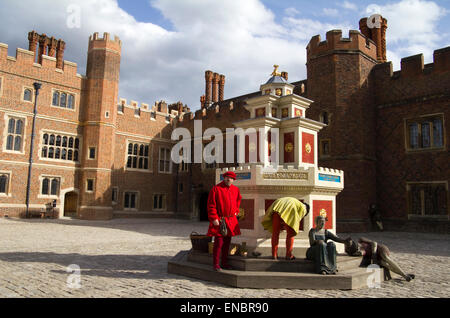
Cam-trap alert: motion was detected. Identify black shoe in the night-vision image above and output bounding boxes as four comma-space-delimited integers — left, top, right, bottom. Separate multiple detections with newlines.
213, 267, 222, 272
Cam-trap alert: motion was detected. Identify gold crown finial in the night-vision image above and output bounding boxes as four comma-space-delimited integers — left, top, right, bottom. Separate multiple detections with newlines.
271, 65, 281, 76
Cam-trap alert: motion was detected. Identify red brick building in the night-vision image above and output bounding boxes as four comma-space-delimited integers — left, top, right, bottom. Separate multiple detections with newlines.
0, 16, 448, 232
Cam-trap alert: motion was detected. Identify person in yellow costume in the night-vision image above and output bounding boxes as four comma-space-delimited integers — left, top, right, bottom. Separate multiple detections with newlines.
262, 197, 310, 260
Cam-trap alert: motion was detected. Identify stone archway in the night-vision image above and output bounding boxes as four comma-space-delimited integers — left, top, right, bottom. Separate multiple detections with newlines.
64, 191, 78, 217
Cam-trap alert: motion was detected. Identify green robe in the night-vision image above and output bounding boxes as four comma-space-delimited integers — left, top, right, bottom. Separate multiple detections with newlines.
261, 197, 307, 235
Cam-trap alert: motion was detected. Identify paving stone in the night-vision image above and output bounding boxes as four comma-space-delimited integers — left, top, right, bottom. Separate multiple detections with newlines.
0, 218, 448, 298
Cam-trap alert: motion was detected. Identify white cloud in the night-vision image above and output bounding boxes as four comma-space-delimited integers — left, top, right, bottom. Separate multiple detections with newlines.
365, 0, 447, 63
0, 0, 312, 110
284, 7, 300, 17
322, 8, 339, 17
340, 1, 358, 11
282, 17, 353, 42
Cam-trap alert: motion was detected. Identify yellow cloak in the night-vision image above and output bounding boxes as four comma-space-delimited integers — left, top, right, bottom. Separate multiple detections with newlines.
261, 197, 307, 235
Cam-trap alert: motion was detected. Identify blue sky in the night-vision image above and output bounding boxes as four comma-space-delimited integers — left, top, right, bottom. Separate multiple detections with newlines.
1, 0, 449, 110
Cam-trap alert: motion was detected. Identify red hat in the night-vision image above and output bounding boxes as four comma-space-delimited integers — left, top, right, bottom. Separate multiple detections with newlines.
223, 171, 237, 180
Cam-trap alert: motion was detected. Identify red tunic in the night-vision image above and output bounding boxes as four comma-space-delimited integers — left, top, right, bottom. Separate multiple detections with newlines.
206, 181, 242, 237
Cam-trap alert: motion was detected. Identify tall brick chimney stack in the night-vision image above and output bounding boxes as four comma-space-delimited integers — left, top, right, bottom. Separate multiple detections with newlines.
359, 16, 388, 63
28, 31, 39, 59
219, 75, 225, 101
38, 34, 48, 64
212, 72, 220, 103
205, 70, 213, 107
48, 37, 57, 57
56, 39, 65, 69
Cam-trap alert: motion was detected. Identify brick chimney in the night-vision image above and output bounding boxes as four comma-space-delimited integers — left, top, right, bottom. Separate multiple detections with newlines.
48, 36, 57, 57
200, 95, 206, 109
38, 34, 48, 64
219, 75, 225, 101
212, 73, 220, 103
28, 31, 39, 60
205, 70, 213, 107
56, 39, 65, 69
359, 16, 388, 63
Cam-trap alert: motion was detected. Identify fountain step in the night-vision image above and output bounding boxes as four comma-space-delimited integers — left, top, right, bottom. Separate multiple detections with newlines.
187, 250, 362, 273
168, 251, 382, 290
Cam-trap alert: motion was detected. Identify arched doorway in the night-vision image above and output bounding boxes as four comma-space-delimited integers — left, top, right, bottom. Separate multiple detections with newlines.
64, 191, 78, 217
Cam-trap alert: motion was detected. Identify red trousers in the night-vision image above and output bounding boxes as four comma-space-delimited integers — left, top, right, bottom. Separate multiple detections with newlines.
272, 212, 296, 259
213, 236, 232, 269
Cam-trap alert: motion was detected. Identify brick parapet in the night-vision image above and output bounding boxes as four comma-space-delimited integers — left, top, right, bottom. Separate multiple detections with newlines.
372, 46, 450, 106
307, 30, 378, 62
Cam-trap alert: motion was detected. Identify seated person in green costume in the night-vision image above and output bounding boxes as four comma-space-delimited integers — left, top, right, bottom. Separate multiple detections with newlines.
261, 197, 310, 260
306, 215, 348, 275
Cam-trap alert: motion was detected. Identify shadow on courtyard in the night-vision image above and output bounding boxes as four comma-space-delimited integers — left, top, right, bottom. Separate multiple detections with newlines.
0, 251, 189, 280
2, 217, 210, 240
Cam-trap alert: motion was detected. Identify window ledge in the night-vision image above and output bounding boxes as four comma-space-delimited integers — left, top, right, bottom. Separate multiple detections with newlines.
408, 214, 449, 221
406, 147, 446, 153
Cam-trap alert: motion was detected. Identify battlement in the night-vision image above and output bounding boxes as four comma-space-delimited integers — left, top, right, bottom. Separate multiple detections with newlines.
117, 98, 179, 120
88, 32, 122, 53
0, 42, 81, 78
373, 46, 450, 80
179, 101, 237, 123
307, 30, 378, 61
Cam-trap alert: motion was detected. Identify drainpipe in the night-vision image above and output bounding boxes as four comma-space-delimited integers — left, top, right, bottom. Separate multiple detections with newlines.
25, 82, 42, 218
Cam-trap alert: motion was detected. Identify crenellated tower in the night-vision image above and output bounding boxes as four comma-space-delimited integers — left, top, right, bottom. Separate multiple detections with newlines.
78, 32, 122, 220
305, 18, 387, 231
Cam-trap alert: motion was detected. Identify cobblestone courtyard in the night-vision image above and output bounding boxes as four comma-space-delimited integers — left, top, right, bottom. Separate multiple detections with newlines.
0, 217, 448, 298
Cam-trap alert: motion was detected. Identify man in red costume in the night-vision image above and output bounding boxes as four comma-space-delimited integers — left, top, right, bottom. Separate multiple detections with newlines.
207, 171, 242, 271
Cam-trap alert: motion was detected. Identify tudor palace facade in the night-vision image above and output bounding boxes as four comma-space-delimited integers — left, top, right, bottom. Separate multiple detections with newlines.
0, 16, 448, 233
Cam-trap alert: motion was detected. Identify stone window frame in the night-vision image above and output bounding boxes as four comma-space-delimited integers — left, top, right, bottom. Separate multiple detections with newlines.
111, 187, 119, 205
50, 88, 77, 111
39, 130, 81, 164
124, 191, 139, 210
158, 146, 172, 174
22, 86, 34, 103
125, 140, 152, 173
406, 181, 449, 219
153, 193, 167, 211
85, 178, 95, 193
319, 111, 331, 125
87, 146, 97, 160
405, 113, 445, 152
3, 114, 27, 155
319, 139, 331, 158
38, 175, 62, 199
178, 148, 189, 173
0, 171, 12, 197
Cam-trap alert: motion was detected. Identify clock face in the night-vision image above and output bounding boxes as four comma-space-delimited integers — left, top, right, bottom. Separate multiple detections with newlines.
282, 108, 289, 118
276, 88, 282, 96
295, 108, 303, 117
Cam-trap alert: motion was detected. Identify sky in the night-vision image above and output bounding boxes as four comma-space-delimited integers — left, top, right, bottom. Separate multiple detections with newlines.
0, 0, 449, 111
